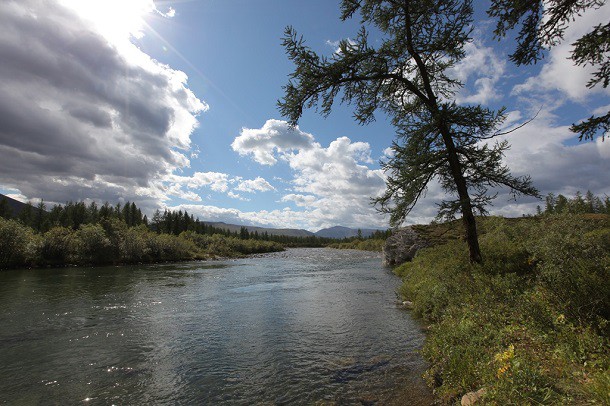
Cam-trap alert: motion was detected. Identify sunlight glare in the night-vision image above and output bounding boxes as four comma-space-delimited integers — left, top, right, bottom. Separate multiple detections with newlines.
59, 0, 166, 43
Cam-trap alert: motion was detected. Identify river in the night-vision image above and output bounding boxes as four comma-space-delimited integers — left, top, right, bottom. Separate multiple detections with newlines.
0, 248, 433, 405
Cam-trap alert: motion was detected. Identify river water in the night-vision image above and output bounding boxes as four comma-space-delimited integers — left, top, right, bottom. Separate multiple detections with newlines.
0, 248, 433, 405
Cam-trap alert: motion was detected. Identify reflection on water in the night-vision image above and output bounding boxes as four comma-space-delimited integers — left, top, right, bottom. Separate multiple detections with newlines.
0, 248, 433, 405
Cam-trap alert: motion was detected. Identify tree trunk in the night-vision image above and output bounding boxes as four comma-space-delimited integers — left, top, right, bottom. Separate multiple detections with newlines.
439, 124, 482, 263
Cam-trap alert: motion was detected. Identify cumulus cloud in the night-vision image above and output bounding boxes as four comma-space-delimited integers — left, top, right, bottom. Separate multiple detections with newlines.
235, 177, 276, 193
171, 172, 230, 193
281, 194, 317, 207
448, 39, 506, 104
230, 120, 388, 230
227, 191, 250, 201
157, 172, 276, 203
0, 0, 206, 208
231, 119, 316, 165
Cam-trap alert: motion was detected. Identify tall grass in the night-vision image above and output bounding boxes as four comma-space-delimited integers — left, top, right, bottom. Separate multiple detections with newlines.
395, 215, 610, 404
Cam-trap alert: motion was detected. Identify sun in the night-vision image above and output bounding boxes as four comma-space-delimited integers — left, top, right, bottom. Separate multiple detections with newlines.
59, 0, 160, 43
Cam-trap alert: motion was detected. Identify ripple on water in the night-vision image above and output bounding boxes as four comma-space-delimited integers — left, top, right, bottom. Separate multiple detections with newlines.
0, 248, 433, 405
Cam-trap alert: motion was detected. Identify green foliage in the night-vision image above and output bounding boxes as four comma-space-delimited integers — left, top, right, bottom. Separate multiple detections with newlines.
181, 231, 284, 258
396, 214, 610, 404
41, 227, 74, 265
531, 216, 610, 327
73, 223, 114, 265
327, 230, 390, 252
0, 198, 12, 219
0, 197, 292, 269
488, 0, 609, 140
0, 218, 39, 268
280, 0, 538, 264
541, 190, 610, 215
328, 238, 385, 252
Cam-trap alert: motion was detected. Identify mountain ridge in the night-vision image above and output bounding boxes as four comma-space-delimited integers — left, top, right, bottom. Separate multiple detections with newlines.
0, 193, 382, 239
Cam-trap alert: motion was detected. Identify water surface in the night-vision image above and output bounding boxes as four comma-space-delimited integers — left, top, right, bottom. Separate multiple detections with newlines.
0, 248, 432, 405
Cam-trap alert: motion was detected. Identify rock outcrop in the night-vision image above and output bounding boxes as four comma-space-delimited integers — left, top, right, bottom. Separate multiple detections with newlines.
382, 226, 430, 267
461, 388, 487, 406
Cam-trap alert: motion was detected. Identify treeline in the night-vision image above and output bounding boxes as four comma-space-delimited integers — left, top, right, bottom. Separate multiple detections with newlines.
0, 198, 336, 248
0, 199, 291, 269
0, 199, 148, 232
0, 216, 285, 270
149, 209, 334, 247
539, 190, 610, 215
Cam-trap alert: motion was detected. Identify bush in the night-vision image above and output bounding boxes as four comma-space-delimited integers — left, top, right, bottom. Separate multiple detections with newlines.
181, 231, 284, 257
150, 233, 196, 262
73, 223, 114, 265
118, 226, 149, 263
41, 227, 75, 265
0, 218, 40, 268
531, 215, 610, 329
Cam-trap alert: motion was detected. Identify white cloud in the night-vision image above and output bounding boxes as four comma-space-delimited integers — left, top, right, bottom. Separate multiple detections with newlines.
183, 172, 230, 193
448, 39, 506, 104
326, 38, 358, 56
281, 194, 317, 207
231, 119, 316, 165
511, 3, 610, 101
227, 191, 250, 201
235, 177, 275, 193
0, 0, 206, 210
160, 7, 175, 18
493, 111, 610, 203
232, 121, 388, 230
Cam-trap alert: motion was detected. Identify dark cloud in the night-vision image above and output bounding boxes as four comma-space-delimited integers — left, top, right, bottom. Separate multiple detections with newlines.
0, 0, 206, 209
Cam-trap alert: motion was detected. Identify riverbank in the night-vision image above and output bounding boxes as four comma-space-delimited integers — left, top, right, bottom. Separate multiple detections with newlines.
394, 214, 609, 404
0, 217, 284, 270
327, 239, 384, 252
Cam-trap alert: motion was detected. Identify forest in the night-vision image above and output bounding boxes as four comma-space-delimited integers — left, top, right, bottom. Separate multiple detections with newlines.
0, 197, 391, 269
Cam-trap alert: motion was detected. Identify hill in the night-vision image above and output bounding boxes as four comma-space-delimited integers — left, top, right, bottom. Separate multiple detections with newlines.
393, 214, 610, 404
314, 226, 378, 239
205, 222, 382, 239
203, 221, 314, 238
0, 193, 37, 217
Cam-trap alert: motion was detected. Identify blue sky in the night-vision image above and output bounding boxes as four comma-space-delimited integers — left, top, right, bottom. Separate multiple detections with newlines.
0, 0, 608, 231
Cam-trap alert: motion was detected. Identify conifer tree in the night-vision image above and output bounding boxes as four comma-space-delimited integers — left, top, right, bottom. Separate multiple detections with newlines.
488, 0, 609, 140
0, 198, 11, 219
279, 0, 538, 262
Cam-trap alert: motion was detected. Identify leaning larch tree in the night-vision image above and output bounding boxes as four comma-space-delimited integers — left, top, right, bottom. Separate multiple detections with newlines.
279, 0, 539, 263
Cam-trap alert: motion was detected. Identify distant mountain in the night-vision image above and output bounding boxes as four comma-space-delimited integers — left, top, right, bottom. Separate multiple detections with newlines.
0, 193, 34, 217
203, 221, 314, 238
204, 222, 381, 239
0, 193, 380, 240
314, 226, 379, 239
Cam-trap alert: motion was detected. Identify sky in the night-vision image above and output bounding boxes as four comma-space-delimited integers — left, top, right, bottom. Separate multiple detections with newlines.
0, 0, 608, 232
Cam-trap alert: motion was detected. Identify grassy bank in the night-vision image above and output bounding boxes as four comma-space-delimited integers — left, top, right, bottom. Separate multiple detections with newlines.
327, 238, 385, 252
395, 214, 609, 404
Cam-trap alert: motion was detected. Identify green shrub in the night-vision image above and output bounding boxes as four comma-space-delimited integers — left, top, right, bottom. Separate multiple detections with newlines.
180, 231, 283, 258
118, 226, 149, 263
531, 216, 610, 329
150, 233, 196, 261
41, 226, 75, 265
73, 223, 114, 265
397, 214, 610, 404
0, 218, 39, 268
